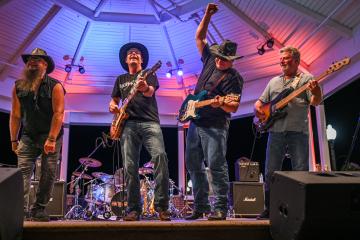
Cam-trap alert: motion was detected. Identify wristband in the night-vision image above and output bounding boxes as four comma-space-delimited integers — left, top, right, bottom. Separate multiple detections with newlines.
11, 139, 18, 143
47, 137, 56, 142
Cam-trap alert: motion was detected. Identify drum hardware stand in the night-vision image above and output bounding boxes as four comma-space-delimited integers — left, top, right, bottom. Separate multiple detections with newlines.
65, 166, 88, 219
179, 174, 193, 218
168, 179, 181, 218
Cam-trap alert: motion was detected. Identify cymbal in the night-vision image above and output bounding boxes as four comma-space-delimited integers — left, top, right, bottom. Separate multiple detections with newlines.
143, 161, 154, 168
92, 172, 113, 182
72, 171, 92, 180
79, 157, 102, 168
139, 167, 153, 175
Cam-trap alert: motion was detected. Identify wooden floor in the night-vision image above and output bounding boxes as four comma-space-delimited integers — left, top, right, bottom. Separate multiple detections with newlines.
23, 218, 272, 240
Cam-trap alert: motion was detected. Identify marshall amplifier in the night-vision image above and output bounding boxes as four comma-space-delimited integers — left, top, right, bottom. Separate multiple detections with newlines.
29, 181, 66, 218
235, 158, 260, 182
230, 182, 264, 217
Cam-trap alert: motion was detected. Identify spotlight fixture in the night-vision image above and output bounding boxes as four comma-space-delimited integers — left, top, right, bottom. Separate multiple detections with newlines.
63, 55, 86, 74
78, 66, 85, 74
165, 59, 185, 78
266, 38, 274, 48
65, 64, 72, 73
177, 69, 183, 76
256, 36, 275, 55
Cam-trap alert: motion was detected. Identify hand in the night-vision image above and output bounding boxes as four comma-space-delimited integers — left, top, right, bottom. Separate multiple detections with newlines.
109, 103, 119, 114
308, 80, 320, 94
11, 141, 19, 155
137, 78, 149, 93
44, 139, 56, 155
205, 3, 218, 16
255, 105, 265, 119
211, 95, 224, 108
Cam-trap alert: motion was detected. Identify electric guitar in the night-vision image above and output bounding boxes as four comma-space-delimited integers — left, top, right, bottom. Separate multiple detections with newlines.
253, 57, 351, 133
178, 90, 240, 123
110, 61, 162, 140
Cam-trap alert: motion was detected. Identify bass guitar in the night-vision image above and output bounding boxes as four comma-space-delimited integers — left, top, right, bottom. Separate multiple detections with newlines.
253, 57, 350, 133
110, 61, 162, 140
178, 90, 240, 123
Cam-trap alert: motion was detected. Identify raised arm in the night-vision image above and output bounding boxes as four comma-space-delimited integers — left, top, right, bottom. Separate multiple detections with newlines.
195, 3, 218, 55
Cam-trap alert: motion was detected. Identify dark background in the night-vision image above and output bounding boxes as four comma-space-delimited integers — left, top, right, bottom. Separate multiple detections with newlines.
1, 77, 359, 189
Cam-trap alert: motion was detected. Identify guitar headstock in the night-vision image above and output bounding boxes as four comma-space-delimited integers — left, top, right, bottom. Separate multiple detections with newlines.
326, 57, 351, 74
149, 60, 162, 74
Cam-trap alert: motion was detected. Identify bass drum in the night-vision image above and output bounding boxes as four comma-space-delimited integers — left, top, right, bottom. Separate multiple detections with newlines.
110, 191, 127, 217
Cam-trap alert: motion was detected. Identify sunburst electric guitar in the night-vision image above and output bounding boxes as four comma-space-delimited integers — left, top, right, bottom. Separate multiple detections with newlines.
178, 90, 240, 123
110, 61, 162, 140
253, 57, 351, 133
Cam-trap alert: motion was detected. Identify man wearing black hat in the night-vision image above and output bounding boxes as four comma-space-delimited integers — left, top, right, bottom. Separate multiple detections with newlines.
9, 48, 65, 221
184, 3, 243, 221
109, 42, 171, 221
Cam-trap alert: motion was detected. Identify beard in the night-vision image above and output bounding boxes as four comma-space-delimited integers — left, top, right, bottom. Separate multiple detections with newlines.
17, 67, 44, 92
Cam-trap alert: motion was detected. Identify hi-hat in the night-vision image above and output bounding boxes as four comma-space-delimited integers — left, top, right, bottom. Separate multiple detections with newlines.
143, 161, 154, 168
72, 171, 93, 180
139, 167, 153, 175
79, 157, 102, 168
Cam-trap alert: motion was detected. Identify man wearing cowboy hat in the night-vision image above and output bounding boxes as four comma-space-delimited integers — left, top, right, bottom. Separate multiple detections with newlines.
184, 3, 243, 221
109, 42, 171, 221
9, 48, 65, 221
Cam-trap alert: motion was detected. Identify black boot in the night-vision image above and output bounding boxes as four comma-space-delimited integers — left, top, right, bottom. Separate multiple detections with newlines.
31, 205, 50, 222
184, 211, 207, 220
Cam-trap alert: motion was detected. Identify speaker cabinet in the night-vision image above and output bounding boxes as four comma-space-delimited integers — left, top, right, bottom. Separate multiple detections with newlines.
270, 171, 360, 240
0, 168, 23, 240
230, 182, 264, 217
234, 160, 260, 182
29, 181, 66, 218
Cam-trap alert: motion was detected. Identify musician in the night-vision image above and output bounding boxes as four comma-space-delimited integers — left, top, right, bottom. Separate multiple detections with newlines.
254, 46, 322, 219
9, 48, 65, 221
109, 42, 171, 221
184, 3, 243, 221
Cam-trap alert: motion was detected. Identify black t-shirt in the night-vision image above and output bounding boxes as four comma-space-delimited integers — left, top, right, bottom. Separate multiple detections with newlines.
111, 70, 160, 123
193, 44, 244, 128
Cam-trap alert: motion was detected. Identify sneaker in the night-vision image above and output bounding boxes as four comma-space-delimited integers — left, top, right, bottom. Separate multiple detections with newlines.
207, 210, 227, 221
158, 210, 171, 221
256, 209, 269, 220
31, 206, 50, 222
123, 211, 140, 221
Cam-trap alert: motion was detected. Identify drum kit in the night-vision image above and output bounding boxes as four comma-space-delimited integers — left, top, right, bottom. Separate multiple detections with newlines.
65, 158, 184, 220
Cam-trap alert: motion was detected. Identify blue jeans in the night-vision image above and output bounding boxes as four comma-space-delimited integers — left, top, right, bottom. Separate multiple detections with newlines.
120, 120, 169, 213
264, 131, 309, 208
185, 122, 229, 213
17, 134, 62, 211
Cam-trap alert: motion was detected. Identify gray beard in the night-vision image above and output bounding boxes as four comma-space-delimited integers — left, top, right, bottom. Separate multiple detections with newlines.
17, 68, 44, 92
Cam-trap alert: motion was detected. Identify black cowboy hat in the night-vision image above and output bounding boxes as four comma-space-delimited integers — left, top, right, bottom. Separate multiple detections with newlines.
119, 42, 149, 72
21, 48, 55, 74
210, 40, 243, 61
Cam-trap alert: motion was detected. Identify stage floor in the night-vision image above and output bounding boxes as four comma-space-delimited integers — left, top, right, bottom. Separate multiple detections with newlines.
24, 218, 271, 240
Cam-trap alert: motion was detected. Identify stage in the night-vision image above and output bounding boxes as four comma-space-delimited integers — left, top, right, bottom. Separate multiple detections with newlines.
23, 218, 271, 240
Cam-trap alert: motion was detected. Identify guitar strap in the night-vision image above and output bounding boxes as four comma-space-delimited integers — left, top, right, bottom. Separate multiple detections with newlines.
289, 73, 302, 89
208, 73, 228, 94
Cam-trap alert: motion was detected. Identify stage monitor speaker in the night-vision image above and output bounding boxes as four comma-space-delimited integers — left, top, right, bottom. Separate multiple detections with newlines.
0, 168, 23, 240
230, 182, 264, 217
234, 159, 259, 182
270, 171, 360, 240
29, 181, 66, 218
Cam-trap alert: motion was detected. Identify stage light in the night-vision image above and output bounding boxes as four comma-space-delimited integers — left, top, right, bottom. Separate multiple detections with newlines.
257, 45, 265, 55
266, 38, 274, 48
65, 64, 72, 73
78, 66, 85, 74
177, 69, 183, 76
166, 70, 172, 78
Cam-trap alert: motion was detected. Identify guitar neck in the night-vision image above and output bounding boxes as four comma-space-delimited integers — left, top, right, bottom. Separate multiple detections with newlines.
275, 72, 327, 110
194, 98, 218, 108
